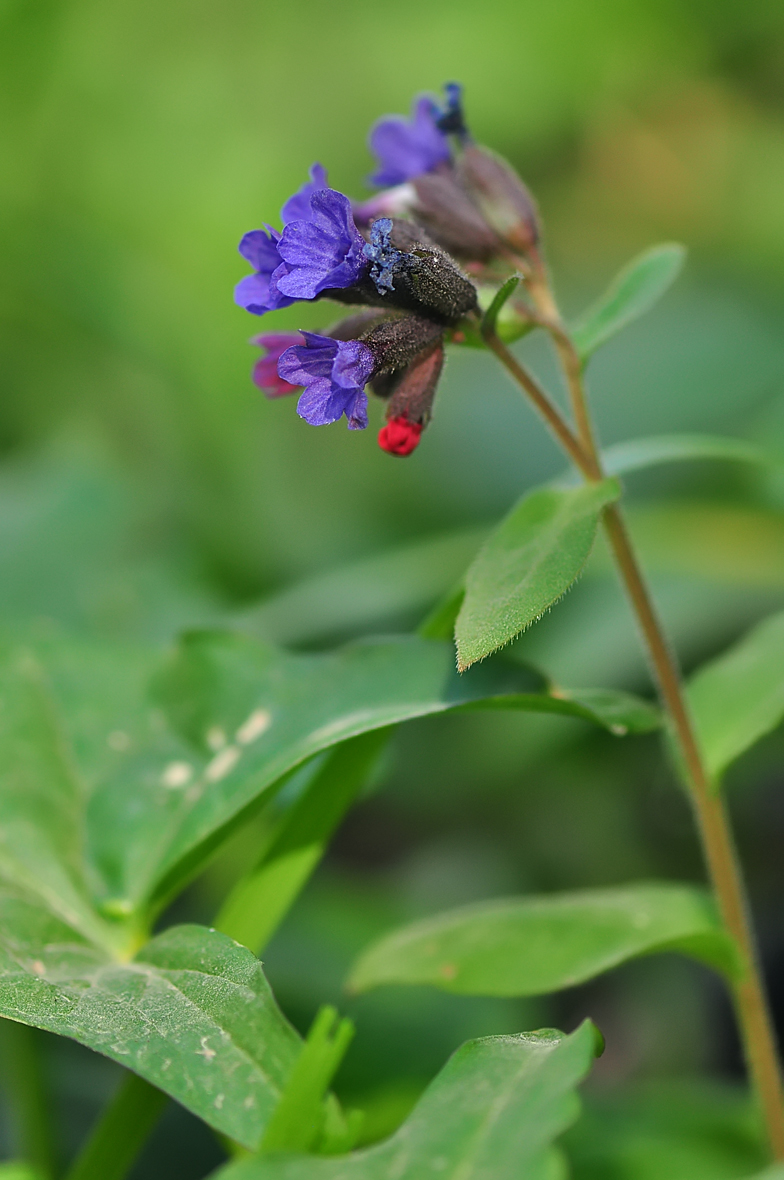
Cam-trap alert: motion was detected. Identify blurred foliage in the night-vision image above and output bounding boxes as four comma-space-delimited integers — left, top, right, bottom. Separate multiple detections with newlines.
2, 0, 784, 1176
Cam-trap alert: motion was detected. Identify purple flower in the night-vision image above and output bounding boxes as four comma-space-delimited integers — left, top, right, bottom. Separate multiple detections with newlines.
234, 227, 294, 315
251, 333, 303, 397
280, 163, 329, 224
277, 332, 375, 430
368, 96, 451, 187
276, 190, 367, 301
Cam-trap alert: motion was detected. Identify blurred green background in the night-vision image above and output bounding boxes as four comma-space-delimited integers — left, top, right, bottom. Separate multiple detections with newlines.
2, 0, 784, 1176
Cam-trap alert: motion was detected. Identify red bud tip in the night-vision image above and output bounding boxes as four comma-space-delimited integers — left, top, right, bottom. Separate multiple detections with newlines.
378, 416, 423, 457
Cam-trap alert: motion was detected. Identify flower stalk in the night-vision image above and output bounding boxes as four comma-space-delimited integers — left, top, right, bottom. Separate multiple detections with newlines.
484, 304, 784, 1160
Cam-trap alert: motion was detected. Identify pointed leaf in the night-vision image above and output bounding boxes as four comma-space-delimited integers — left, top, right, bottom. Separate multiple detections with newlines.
456, 479, 620, 670
571, 243, 686, 360
347, 883, 739, 997
213, 1022, 597, 1180
0, 922, 301, 1149
688, 610, 784, 780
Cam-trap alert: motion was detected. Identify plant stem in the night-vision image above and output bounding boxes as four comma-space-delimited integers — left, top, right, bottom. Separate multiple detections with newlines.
0, 1020, 56, 1178
486, 327, 784, 1158
64, 1071, 166, 1180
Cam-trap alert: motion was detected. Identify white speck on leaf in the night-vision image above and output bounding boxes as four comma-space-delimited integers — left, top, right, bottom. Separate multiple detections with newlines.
107, 730, 130, 751
161, 761, 193, 788
215, 1093, 224, 1110
30, 960, 45, 977
205, 745, 240, 782
197, 1037, 216, 1061
236, 708, 272, 745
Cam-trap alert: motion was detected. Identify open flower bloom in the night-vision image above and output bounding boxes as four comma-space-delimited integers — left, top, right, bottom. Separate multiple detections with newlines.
368, 96, 451, 187
234, 227, 294, 315
276, 190, 368, 301
277, 332, 375, 430
251, 333, 303, 397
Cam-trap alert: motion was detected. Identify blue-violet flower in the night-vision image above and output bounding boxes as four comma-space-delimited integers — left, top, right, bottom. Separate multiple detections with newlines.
280, 162, 329, 224
234, 227, 294, 315
368, 96, 450, 187
276, 190, 367, 301
277, 332, 375, 430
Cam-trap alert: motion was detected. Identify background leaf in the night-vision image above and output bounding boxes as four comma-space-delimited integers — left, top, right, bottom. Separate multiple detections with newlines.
571, 244, 686, 360
557, 433, 775, 488
455, 480, 620, 670
347, 883, 738, 997
214, 1023, 597, 1180
687, 610, 784, 780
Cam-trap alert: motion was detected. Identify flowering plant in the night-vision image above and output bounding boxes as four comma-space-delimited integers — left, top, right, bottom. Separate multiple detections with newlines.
1, 84, 784, 1180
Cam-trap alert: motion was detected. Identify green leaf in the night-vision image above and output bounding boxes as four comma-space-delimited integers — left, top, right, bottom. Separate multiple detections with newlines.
557, 433, 775, 488
347, 883, 739, 997
260, 1006, 354, 1155
215, 731, 391, 955
481, 274, 522, 337
688, 610, 784, 780
455, 479, 620, 670
570, 243, 686, 360
243, 528, 486, 646
0, 1166, 46, 1180
457, 685, 660, 734
0, 922, 301, 1150
213, 1022, 598, 1180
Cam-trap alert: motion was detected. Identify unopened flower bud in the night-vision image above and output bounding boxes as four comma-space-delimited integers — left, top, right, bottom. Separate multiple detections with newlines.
457, 144, 540, 254
378, 417, 423, 456
410, 169, 500, 262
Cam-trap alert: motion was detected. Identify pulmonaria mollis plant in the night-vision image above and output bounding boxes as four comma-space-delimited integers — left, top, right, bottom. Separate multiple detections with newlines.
235, 84, 538, 455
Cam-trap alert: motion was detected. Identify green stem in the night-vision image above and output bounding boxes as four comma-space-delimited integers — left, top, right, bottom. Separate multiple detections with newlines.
486, 327, 784, 1159
0, 1020, 56, 1178
64, 1072, 166, 1180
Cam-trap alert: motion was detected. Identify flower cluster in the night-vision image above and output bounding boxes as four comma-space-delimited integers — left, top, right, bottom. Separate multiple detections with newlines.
235, 85, 539, 455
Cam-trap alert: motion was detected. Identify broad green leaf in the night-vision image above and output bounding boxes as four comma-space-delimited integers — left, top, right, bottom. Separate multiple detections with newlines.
455, 479, 620, 670
0, 1167, 44, 1180
570, 243, 686, 360
688, 610, 784, 780
347, 883, 739, 997
213, 1022, 597, 1180
557, 433, 774, 488
0, 922, 301, 1150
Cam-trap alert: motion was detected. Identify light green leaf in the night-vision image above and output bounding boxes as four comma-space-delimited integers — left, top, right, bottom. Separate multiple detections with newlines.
688, 610, 784, 780
456, 480, 620, 670
557, 433, 775, 488
242, 528, 486, 646
0, 922, 301, 1151
213, 1022, 598, 1180
347, 883, 739, 997
0, 1166, 45, 1180
571, 243, 686, 360
215, 731, 392, 955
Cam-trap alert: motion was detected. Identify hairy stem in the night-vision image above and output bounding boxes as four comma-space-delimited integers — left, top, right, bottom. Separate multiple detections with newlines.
64, 1072, 166, 1180
0, 1020, 56, 1178
486, 328, 784, 1158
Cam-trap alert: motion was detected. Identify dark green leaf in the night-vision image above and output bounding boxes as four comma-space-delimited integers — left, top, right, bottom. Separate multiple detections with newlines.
455, 479, 620, 670
688, 610, 784, 780
0, 922, 301, 1150
347, 883, 739, 997
557, 433, 774, 488
571, 243, 686, 360
213, 1022, 597, 1180
457, 686, 660, 734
